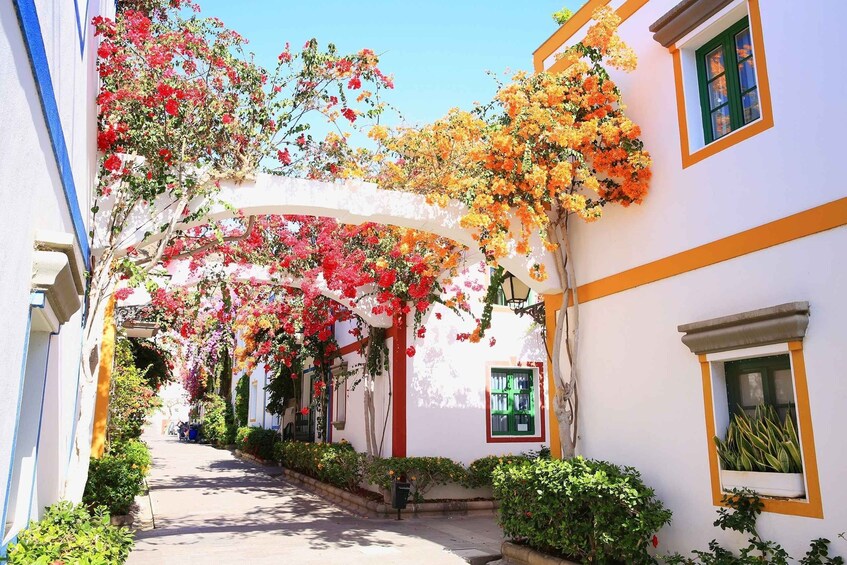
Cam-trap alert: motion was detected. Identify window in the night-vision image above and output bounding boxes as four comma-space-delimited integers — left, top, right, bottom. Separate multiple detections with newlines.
490, 368, 535, 436
725, 354, 796, 422
696, 17, 760, 144
332, 365, 347, 430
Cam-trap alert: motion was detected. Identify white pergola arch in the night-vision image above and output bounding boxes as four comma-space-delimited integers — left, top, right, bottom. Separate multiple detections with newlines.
98, 174, 563, 294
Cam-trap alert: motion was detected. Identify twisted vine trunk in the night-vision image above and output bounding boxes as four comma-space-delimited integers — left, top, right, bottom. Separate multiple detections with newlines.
548, 212, 581, 459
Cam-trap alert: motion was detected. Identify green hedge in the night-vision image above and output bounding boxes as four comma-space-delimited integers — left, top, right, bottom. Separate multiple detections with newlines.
82, 440, 150, 515
5, 501, 134, 564
234, 375, 249, 427
278, 440, 363, 491
236, 426, 279, 461
201, 394, 236, 446
464, 454, 531, 488
365, 456, 467, 502
493, 457, 672, 564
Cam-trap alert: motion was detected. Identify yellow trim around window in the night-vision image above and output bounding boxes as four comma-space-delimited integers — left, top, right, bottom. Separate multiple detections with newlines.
671, 0, 774, 168
699, 342, 823, 518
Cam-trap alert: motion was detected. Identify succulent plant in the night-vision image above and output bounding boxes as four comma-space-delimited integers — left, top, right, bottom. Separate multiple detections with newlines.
714, 405, 803, 473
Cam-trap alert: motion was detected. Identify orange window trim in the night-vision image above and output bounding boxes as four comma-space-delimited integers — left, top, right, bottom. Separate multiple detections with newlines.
699, 342, 823, 518
672, 0, 774, 168
535, 0, 650, 73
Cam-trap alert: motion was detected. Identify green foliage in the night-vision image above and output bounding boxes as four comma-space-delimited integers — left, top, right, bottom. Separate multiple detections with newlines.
464, 455, 531, 488
200, 393, 236, 445
715, 405, 803, 473
552, 7, 574, 25
234, 375, 250, 427
236, 426, 279, 461
107, 338, 161, 447
82, 447, 148, 516
112, 438, 152, 474
128, 338, 173, 389
279, 440, 363, 491
365, 456, 468, 502
4, 501, 133, 564
492, 457, 671, 564
666, 490, 844, 564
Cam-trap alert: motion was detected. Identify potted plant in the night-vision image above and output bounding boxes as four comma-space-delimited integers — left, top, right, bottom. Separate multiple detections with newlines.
714, 405, 805, 498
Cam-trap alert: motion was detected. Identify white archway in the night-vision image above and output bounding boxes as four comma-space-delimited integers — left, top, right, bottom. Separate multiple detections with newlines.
98, 175, 563, 294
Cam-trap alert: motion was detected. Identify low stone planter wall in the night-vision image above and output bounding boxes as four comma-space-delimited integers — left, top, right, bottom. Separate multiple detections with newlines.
280, 468, 499, 518
234, 449, 275, 466
501, 541, 579, 565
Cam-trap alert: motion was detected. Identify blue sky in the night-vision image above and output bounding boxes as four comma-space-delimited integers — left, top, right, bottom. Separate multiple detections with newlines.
198, 0, 586, 127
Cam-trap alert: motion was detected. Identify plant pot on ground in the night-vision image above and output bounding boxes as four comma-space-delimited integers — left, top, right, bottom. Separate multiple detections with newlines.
715, 405, 805, 498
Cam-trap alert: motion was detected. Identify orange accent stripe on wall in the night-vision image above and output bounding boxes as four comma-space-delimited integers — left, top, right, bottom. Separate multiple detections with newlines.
543, 293, 564, 459
91, 295, 117, 459
539, 0, 650, 73
574, 197, 847, 305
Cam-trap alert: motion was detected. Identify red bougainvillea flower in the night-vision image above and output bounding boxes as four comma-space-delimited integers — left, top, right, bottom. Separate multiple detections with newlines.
341, 108, 356, 122
299, 407, 309, 416
165, 98, 179, 116
103, 153, 122, 171
405, 346, 416, 357
489, 337, 496, 347
222, 113, 233, 124
651, 535, 659, 548
277, 148, 292, 165
113, 287, 134, 301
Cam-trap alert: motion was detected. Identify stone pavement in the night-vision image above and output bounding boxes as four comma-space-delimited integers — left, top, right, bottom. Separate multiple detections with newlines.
128, 433, 504, 565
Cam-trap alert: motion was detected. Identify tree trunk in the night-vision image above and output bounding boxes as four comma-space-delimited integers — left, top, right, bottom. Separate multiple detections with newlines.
547, 214, 580, 458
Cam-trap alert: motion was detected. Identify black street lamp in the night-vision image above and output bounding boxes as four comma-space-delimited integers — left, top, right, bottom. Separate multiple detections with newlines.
500, 270, 531, 307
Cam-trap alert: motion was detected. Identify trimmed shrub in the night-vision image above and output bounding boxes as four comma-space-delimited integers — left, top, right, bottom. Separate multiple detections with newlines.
279, 440, 363, 491
201, 394, 232, 446
83, 440, 150, 516
237, 426, 278, 461
5, 501, 133, 564
464, 454, 531, 488
493, 457, 671, 564
365, 456, 467, 502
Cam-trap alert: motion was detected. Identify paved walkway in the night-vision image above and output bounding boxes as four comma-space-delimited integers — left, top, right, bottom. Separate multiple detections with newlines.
128, 433, 503, 564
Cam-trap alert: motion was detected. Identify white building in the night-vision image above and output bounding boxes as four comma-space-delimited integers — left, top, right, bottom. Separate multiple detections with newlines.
242, 264, 550, 464
0, 0, 113, 551
534, 0, 847, 555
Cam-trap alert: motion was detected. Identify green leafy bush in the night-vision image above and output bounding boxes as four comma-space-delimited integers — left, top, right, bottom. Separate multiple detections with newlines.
715, 405, 802, 473
237, 426, 279, 461
464, 455, 531, 488
279, 440, 363, 491
82, 441, 149, 516
365, 456, 468, 502
201, 393, 235, 446
493, 457, 671, 564
666, 489, 843, 564
235, 375, 249, 427
5, 501, 134, 564
107, 338, 161, 447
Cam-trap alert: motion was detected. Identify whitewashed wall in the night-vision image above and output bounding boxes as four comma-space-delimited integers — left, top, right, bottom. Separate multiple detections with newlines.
539, 0, 847, 556
0, 0, 112, 542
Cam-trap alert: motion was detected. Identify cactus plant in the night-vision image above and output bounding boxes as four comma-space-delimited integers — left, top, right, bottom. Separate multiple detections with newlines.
714, 405, 802, 473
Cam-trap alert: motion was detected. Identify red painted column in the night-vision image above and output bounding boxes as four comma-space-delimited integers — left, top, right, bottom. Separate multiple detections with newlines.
390, 313, 407, 457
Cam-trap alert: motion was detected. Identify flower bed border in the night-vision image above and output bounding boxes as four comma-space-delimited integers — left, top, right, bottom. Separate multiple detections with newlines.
501, 541, 580, 565
280, 467, 499, 518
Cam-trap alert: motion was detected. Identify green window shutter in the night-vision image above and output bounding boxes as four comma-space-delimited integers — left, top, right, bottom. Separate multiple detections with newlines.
491, 368, 535, 436
696, 17, 757, 144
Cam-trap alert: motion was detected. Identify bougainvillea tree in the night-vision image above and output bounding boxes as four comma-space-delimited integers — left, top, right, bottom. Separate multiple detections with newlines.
70, 0, 394, 499
355, 7, 652, 457
152, 213, 472, 456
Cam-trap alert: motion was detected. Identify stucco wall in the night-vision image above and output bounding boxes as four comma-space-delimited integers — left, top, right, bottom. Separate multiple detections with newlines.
0, 0, 110, 534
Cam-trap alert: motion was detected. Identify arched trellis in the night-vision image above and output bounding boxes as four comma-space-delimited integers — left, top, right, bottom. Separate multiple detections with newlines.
95, 174, 564, 295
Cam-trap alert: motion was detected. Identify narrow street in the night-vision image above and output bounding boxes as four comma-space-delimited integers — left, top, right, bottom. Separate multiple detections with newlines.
128, 434, 504, 564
